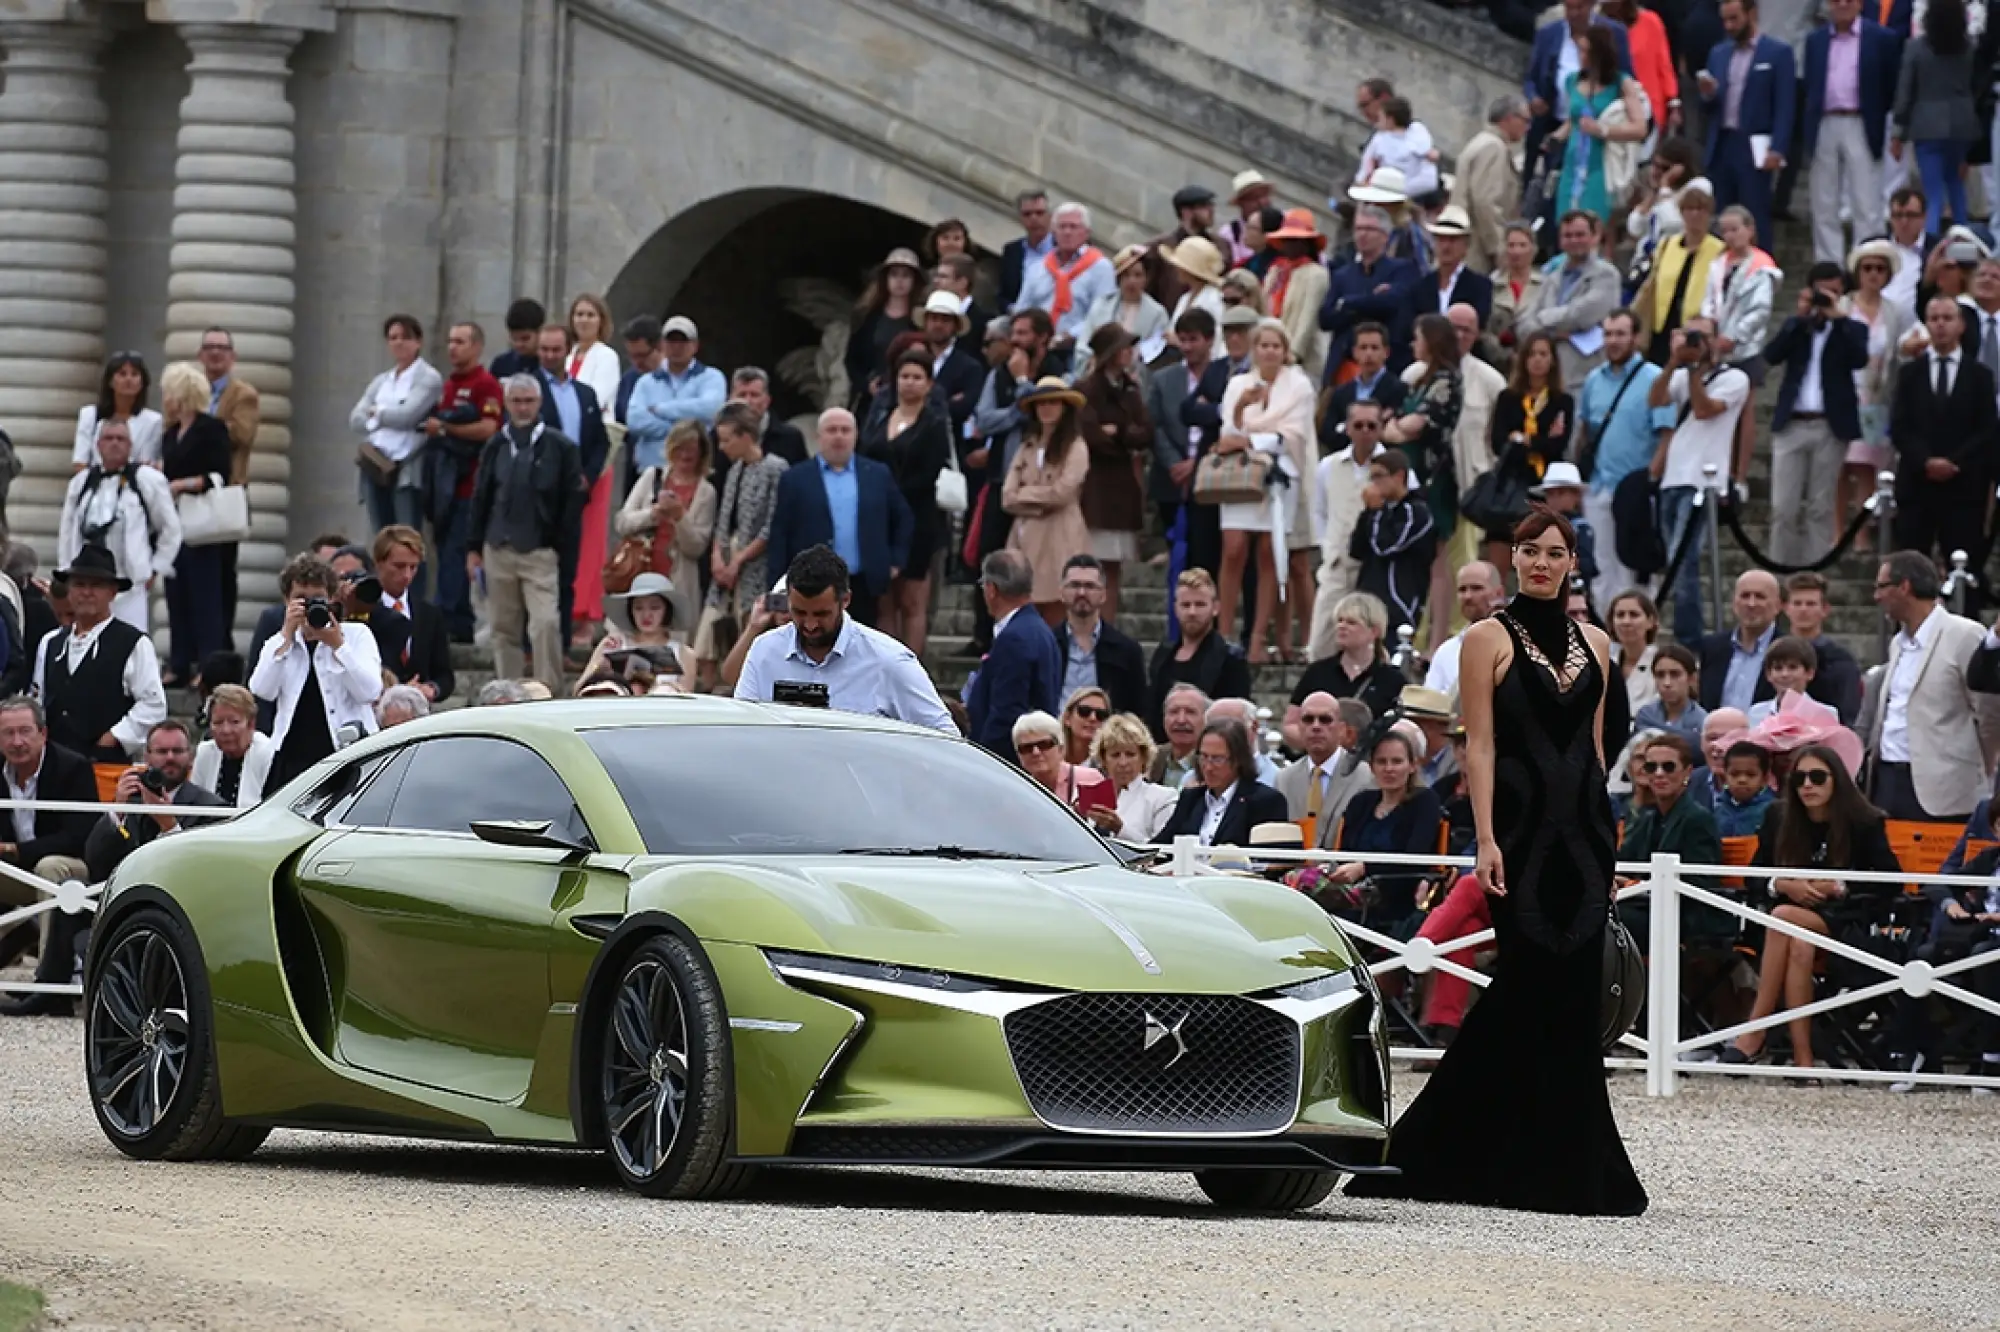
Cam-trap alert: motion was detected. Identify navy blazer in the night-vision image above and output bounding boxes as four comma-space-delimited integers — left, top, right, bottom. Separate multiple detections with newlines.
1319, 254, 1419, 378
1695, 630, 1776, 712
1704, 35, 1799, 160
1763, 313, 1870, 439
966, 608, 1062, 757
537, 372, 612, 482
766, 454, 914, 597
1803, 20, 1902, 157
1399, 268, 1494, 349
1524, 17, 1633, 113
999, 237, 1036, 312
1153, 779, 1293, 848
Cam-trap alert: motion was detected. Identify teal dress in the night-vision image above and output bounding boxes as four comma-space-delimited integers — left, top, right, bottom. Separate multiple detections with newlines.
1559, 75, 1618, 222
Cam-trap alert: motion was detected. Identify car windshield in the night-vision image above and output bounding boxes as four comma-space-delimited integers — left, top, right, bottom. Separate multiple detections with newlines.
585, 724, 1117, 862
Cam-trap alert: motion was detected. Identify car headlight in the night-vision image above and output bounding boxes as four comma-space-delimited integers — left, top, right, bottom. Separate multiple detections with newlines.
1276, 970, 1359, 1003
764, 949, 991, 993
764, 949, 1058, 1018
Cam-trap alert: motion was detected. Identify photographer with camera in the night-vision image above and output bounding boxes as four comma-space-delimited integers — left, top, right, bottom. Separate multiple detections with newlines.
1761, 263, 1869, 566
328, 543, 411, 677
1646, 316, 1752, 640
251, 551, 383, 790
733, 546, 954, 731
55, 417, 179, 632
83, 719, 224, 885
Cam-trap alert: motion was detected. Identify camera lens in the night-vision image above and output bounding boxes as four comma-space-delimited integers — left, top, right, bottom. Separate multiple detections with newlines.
306, 596, 332, 630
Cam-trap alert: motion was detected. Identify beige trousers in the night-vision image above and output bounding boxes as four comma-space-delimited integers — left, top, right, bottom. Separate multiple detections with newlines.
484, 544, 564, 698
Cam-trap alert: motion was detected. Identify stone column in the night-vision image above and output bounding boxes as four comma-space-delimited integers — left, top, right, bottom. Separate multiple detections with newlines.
163, 23, 304, 632
0, 18, 108, 563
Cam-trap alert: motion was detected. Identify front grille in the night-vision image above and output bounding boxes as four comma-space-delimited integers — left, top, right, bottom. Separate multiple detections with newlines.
1002, 994, 1299, 1134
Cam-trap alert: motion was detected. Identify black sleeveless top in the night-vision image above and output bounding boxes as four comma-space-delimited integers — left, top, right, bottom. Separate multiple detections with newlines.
1490, 612, 1618, 954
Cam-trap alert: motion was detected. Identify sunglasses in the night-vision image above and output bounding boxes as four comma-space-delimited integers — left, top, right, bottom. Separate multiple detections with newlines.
1642, 761, 1682, 774
1016, 737, 1059, 756
1299, 713, 1338, 726
1070, 704, 1109, 721
1792, 768, 1832, 789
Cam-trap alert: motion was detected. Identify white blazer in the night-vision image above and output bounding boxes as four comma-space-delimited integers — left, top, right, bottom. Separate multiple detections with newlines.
192, 732, 277, 808
1859, 609, 2000, 817
249, 626, 384, 753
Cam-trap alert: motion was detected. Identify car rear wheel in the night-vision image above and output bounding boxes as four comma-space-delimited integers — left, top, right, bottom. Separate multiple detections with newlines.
84, 908, 268, 1162
598, 934, 756, 1199
1192, 1168, 1339, 1212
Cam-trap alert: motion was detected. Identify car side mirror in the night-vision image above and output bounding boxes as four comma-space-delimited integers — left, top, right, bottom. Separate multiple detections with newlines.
469, 819, 595, 857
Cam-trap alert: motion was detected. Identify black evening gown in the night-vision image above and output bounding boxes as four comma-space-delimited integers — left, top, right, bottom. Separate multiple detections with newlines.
1348, 611, 1648, 1216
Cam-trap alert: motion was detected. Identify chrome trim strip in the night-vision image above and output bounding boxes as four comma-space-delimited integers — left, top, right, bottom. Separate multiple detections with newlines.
1251, 987, 1365, 1026
550, 1002, 578, 1016
1032, 877, 1163, 975
729, 1017, 804, 1032
772, 963, 1062, 1018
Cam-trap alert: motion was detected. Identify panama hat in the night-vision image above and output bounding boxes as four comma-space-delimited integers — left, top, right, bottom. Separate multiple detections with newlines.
1162, 235, 1227, 287
55, 541, 130, 592
1426, 205, 1473, 237
1267, 207, 1325, 247
881, 246, 923, 274
1397, 684, 1455, 721
1111, 242, 1151, 275
1846, 237, 1902, 278
1349, 167, 1409, 205
1531, 461, 1586, 495
1230, 169, 1273, 204
921, 288, 970, 336
1017, 375, 1085, 410
605, 571, 694, 636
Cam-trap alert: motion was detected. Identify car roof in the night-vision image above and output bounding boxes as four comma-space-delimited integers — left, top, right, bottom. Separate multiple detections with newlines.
350, 694, 950, 749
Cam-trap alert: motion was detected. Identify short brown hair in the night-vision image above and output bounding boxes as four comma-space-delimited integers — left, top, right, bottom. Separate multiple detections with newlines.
714, 401, 760, 439
1653, 642, 1698, 675
1642, 732, 1696, 765
372, 524, 425, 564
1784, 571, 1828, 600
539, 322, 574, 349
1765, 636, 1818, 674
207, 683, 256, 723
280, 552, 337, 598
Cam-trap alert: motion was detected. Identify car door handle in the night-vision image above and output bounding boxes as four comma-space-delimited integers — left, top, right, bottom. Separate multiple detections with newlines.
311, 861, 352, 879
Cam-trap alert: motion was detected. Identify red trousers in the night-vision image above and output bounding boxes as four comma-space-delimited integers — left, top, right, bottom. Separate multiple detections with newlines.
1419, 873, 1493, 1029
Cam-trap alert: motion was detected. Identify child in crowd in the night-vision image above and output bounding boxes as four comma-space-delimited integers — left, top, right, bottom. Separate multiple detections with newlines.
1350, 448, 1437, 636
1746, 636, 1817, 726
1633, 643, 1707, 748
1356, 96, 1440, 198
1714, 739, 1777, 837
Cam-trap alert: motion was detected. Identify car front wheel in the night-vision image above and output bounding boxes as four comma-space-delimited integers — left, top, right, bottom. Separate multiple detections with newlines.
84, 907, 268, 1162
1193, 1168, 1339, 1212
598, 933, 755, 1199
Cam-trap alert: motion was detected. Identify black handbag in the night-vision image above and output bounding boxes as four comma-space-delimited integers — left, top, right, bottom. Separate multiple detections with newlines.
1460, 450, 1534, 533
1600, 901, 1646, 1052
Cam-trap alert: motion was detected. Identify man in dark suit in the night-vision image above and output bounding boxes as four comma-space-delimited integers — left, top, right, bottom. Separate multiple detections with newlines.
1803, 0, 1902, 263
1762, 264, 1871, 565
373, 524, 454, 704
729, 368, 809, 467
998, 189, 1054, 312
1523, 0, 1633, 185
1696, 569, 1783, 712
1318, 323, 1399, 456
917, 291, 989, 438
1146, 568, 1252, 739
1053, 553, 1147, 718
766, 408, 912, 626
1318, 207, 1417, 384
964, 550, 1061, 758
1401, 207, 1493, 340
1701, 0, 1798, 248
328, 544, 413, 673
0, 697, 100, 1012
537, 324, 613, 642
1145, 310, 1231, 590
1152, 716, 1291, 846
1892, 294, 2000, 565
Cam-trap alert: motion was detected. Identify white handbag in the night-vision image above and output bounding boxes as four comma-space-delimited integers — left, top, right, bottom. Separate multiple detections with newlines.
177, 473, 251, 546
935, 439, 969, 515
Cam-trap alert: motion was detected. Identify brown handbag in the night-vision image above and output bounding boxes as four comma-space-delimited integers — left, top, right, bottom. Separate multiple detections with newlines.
602, 535, 652, 595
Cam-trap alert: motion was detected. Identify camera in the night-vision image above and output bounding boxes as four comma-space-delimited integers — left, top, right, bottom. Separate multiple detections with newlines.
1810, 288, 1835, 310
343, 570, 383, 606
1682, 329, 1705, 350
137, 767, 170, 796
305, 596, 333, 630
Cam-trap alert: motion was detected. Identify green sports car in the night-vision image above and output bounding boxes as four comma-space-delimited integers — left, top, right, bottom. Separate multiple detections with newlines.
83, 698, 1392, 1210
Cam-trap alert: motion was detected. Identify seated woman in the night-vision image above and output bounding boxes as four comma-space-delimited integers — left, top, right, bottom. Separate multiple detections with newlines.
1087, 713, 1180, 843
1012, 711, 1114, 815
1314, 726, 1443, 939
1616, 731, 1727, 946
1722, 742, 1901, 1071
190, 683, 275, 808
585, 572, 695, 695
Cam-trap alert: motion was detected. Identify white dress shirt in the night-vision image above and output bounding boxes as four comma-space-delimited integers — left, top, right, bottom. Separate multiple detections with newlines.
30, 620, 169, 758
1198, 781, 1238, 845
1425, 632, 1466, 696
1791, 320, 1833, 415
367, 361, 427, 463
1880, 605, 1944, 763
735, 616, 955, 733
249, 626, 384, 752
1114, 778, 1180, 843
5, 751, 43, 843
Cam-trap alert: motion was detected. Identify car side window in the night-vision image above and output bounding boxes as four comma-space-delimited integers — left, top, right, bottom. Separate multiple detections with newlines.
379, 737, 590, 840
307, 749, 408, 828
332, 748, 412, 828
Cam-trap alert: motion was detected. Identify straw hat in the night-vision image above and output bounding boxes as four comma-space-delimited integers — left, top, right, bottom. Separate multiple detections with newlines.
921, 288, 970, 336
605, 571, 694, 636
1267, 207, 1325, 247
1426, 205, 1473, 237
1230, 169, 1273, 204
1349, 167, 1409, 205
1162, 235, 1226, 286
1017, 375, 1085, 409
1846, 237, 1902, 278
1111, 242, 1151, 275
1249, 821, 1305, 852
1531, 461, 1586, 495
1397, 684, 1455, 721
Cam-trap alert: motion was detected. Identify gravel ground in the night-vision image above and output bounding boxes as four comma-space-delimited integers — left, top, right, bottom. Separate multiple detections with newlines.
1, 1014, 1995, 1332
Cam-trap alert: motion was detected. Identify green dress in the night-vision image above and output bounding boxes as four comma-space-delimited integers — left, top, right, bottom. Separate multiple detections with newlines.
1559, 75, 1618, 223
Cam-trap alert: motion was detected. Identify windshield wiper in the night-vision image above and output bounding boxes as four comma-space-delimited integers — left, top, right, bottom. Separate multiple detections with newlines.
838, 845, 1040, 861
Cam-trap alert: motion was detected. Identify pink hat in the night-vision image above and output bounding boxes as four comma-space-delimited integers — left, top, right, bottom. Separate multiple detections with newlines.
1742, 693, 1864, 778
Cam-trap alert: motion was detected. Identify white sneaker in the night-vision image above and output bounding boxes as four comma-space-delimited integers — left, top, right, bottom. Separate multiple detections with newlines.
1972, 1086, 1996, 1098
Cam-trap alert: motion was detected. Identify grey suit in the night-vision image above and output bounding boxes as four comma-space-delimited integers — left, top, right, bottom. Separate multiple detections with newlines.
1144, 362, 1192, 507
1273, 751, 1375, 849
1892, 38, 1980, 144
1514, 256, 1622, 386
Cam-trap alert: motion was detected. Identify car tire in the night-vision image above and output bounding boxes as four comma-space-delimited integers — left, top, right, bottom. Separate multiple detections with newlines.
1192, 1168, 1339, 1212
84, 907, 269, 1162
598, 933, 756, 1200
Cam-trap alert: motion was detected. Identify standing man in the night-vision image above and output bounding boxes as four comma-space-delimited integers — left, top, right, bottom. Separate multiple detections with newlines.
30, 542, 166, 763
998, 190, 1054, 312
1965, 257, 2000, 415
426, 321, 503, 644
250, 552, 384, 790
0, 697, 99, 1014
200, 326, 259, 640
1804, 0, 1902, 263
1876, 188, 1935, 317
1406, 207, 1494, 330
964, 549, 1063, 758
1890, 294, 1999, 566
918, 291, 988, 438
1148, 185, 1218, 311
733, 546, 954, 731
1146, 568, 1251, 739
489, 298, 546, 379
1700, 0, 1798, 249
373, 524, 454, 705
466, 375, 583, 698
729, 367, 809, 467
1457, 96, 1530, 278
1219, 170, 1276, 266
1013, 202, 1114, 348
536, 322, 611, 645
1309, 400, 1389, 658
1145, 310, 1230, 591
1695, 569, 1783, 712
623, 316, 726, 476
1516, 212, 1623, 385
765, 408, 912, 628
1764, 263, 1870, 565
1575, 309, 1666, 605
1647, 316, 1753, 641
1317, 206, 1416, 383
1053, 553, 1148, 717
1781, 571, 1862, 721
1274, 693, 1375, 848
1423, 562, 1508, 696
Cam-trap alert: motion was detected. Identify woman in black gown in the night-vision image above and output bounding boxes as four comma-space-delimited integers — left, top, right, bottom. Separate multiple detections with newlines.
1348, 506, 1647, 1216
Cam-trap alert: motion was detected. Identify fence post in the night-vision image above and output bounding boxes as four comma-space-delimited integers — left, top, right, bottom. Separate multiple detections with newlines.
1172, 835, 1198, 877
1646, 852, 1682, 1098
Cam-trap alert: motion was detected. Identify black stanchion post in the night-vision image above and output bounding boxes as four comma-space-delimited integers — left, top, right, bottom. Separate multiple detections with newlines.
1874, 470, 1896, 661
1702, 463, 1724, 632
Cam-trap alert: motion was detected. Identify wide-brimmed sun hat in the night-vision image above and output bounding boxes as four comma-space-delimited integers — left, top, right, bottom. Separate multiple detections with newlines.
1230, 169, 1273, 204
1426, 205, 1473, 237
1267, 207, 1326, 247
1017, 375, 1085, 410
1162, 235, 1226, 286
921, 288, 970, 336
1349, 167, 1409, 205
604, 571, 693, 636
881, 246, 923, 274
1397, 684, 1455, 721
1846, 237, 1902, 278
1111, 242, 1151, 275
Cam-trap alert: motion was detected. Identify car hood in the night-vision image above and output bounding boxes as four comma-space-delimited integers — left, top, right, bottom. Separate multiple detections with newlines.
639, 857, 1355, 994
